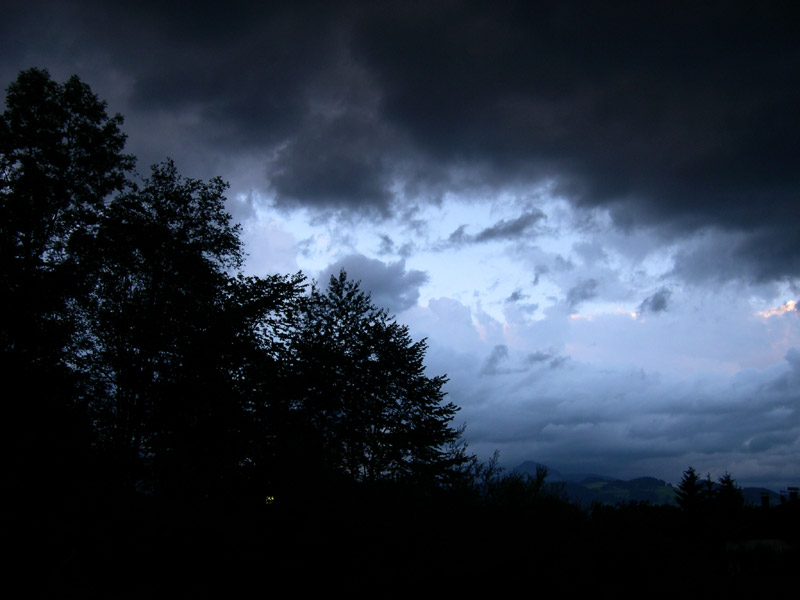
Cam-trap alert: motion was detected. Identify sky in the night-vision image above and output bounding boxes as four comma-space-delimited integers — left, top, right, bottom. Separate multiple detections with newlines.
3, 0, 799, 490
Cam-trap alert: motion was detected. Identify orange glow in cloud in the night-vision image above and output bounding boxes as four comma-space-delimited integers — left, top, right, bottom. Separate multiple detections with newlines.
569, 313, 593, 322
758, 299, 798, 318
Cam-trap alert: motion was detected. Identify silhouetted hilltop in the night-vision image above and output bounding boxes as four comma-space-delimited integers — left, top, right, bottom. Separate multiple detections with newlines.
514, 461, 783, 507
513, 460, 614, 484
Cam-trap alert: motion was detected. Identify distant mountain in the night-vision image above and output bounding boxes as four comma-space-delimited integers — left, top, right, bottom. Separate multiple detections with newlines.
513, 461, 781, 507
560, 475, 676, 507
513, 461, 616, 484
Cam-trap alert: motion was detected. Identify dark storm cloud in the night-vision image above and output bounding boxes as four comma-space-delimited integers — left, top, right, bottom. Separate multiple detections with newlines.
378, 234, 395, 255
442, 210, 546, 248
6, 2, 329, 121
482, 344, 510, 376
637, 288, 672, 315
505, 289, 529, 303
744, 431, 799, 454
269, 114, 395, 214
376, 234, 415, 258
526, 350, 552, 364
459, 349, 800, 488
532, 265, 549, 286
351, 1, 800, 279
0, 0, 346, 184
474, 210, 547, 242
446, 225, 469, 246
566, 279, 598, 309
482, 345, 566, 375
318, 254, 428, 314
766, 348, 800, 394
526, 349, 567, 370
4, 1, 800, 279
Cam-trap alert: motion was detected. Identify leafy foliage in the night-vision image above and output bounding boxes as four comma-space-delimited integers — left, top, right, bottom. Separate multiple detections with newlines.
1, 68, 134, 373
1, 68, 135, 499
2, 67, 471, 501
286, 271, 467, 485
471, 451, 566, 508
79, 161, 250, 494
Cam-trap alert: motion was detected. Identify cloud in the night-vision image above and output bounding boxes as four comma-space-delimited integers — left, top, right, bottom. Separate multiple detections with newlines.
566, 279, 598, 309
482, 344, 510, 376
481, 344, 568, 376
446, 225, 469, 246
453, 349, 800, 488
442, 210, 546, 248
268, 113, 397, 215
377, 234, 395, 255
350, 2, 800, 280
5, 2, 800, 280
318, 254, 428, 314
505, 289, 529, 303
474, 211, 546, 242
526, 350, 555, 364
241, 219, 299, 276
637, 288, 672, 316
526, 349, 568, 370
744, 431, 799, 454
759, 300, 798, 319
532, 265, 549, 286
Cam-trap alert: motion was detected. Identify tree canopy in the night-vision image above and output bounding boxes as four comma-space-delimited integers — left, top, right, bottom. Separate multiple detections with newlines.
286, 271, 466, 486
2, 67, 469, 502
675, 466, 704, 513
1, 68, 135, 500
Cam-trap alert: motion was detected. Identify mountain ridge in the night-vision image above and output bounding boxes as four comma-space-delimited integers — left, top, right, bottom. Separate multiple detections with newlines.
513, 460, 782, 507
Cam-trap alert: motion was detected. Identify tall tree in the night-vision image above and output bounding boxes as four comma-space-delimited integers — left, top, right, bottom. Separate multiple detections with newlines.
0, 67, 310, 500
0, 68, 134, 497
84, 160, 308, 497
675, 466, 704, 512
0, 68, 133, 356
84, 160, 244, 494
218, 271, 307, 494
286, 271, 466, 486
715, 471, 744, 514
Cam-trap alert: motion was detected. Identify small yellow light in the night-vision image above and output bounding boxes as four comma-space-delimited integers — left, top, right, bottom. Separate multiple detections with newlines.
265, 495, 275, 505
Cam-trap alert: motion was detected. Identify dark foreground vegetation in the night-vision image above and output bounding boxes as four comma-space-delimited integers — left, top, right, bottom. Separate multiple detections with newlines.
3, 69, 798, 596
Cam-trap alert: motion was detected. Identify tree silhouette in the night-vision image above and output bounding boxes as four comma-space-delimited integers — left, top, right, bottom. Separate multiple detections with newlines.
1, 68, 134, 500
79, 160, 248, 494
675, 466, 704, 513
1, 67, 472, 505
286, 271, 466, 486
219, 271, 307, 494
715, 471, 744, 514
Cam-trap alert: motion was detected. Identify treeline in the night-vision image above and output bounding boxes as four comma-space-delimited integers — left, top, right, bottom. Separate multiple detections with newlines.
1, 68, 473, 508
675, 466, 746, 515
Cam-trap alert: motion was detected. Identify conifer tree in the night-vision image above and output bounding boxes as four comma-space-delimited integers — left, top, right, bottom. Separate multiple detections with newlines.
286, 271, 466, 486
675, 466, 704, 512
716, 471, 744, 513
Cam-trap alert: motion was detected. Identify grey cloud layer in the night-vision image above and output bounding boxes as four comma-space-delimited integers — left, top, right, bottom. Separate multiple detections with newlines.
482, 344, 568, 376
4, 1, 798, 281
318, 254, 428, 314
637, 288, 672, 315
444, 210, 546, 248
566, 279, 598, 309
460, 348, 800, 487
